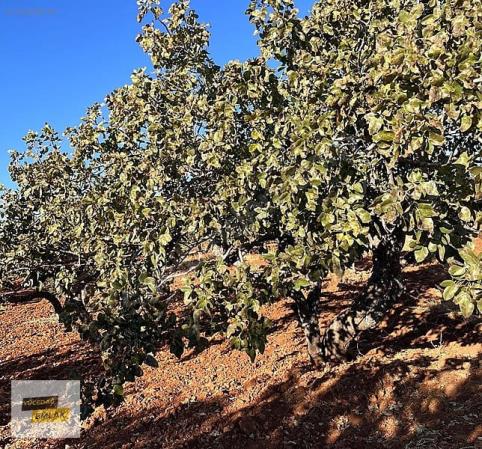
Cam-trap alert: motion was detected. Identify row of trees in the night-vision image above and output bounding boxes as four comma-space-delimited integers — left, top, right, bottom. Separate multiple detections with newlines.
1, 0, 480, 411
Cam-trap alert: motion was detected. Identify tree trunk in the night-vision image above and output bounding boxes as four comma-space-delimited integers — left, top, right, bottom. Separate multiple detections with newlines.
294, 227, 405, 365
292, 284, 324, 367
319, 228, 405, 362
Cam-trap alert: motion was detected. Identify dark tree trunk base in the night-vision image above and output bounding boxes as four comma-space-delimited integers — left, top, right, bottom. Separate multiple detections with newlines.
293, 284, 324, 367
294, 227, 405, 366
318, 278, 404, 362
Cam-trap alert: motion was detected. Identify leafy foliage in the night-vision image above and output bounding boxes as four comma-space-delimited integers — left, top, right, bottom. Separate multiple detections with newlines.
0, 0, 480, 408
443, 244, 482, 318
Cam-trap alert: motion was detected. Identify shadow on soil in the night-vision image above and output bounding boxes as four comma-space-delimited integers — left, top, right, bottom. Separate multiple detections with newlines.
0, 340, 103, 427
1, 263, 480, 449
47, 352, 481, 449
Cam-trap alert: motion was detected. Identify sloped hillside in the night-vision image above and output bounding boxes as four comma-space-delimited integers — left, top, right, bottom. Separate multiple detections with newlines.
0, 262, 480, 449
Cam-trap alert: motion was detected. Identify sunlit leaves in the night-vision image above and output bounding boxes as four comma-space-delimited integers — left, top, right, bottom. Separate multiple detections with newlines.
415, 247, 429, 263
1, 0, 481, 408
444, 246, 482, 318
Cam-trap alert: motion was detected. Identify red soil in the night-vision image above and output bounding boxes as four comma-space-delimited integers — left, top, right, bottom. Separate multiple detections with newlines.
0, 262, 480, 449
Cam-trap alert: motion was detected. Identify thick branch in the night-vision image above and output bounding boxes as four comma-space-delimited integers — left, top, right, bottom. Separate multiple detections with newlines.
1, 289, 63, 315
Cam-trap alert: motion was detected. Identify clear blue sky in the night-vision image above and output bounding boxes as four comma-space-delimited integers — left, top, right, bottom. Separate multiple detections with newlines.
0, 0, 314, 187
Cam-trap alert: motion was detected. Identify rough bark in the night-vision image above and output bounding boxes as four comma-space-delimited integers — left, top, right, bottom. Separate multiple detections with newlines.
292, 283, 324, 367
319, 228, 405, 362
294, 228, 405, 365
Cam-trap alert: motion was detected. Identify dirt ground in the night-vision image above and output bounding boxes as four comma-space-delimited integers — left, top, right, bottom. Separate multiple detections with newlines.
0, 260, 481, 449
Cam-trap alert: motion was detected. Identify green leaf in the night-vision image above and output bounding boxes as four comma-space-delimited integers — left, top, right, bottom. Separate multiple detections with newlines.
418, 203, 436, 218
443, 283, 459, 301
353, 182, 364, 194
477, 299, 482, 314
414, 247, 429, 263
113, 384, 124, 397
213, 129, 224, 142
366, 114, 383, 135
320, 212, 335, 227
399, 10, 412, 24
458, 296, 475, 318
437, 245, 446, 261
373, 130, 395, 143
142, 276, 157, 293
459, 249, 480, 268
428, 132, 445, 146
357, 208, 371, 224
159, 230, 172, 245
448, 265, 466, 277
226, 323, 238, 338
440, 279, 455, 288
251, 129, 262, 140
460, 115, 472, 132
454, 152, 470, 167
458, 206, 472, 222
293, 278, 311, 291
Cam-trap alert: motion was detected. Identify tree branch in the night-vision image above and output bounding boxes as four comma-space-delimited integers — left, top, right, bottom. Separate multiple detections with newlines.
0, 289, 63, 315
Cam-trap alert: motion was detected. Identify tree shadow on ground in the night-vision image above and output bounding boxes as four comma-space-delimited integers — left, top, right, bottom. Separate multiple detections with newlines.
358, 263, 481, 354
2, 263, 480, 449
319, 262, 480, 357
0, 340, 103, 428
52, 264, 481, 449
45, 351, 481, 449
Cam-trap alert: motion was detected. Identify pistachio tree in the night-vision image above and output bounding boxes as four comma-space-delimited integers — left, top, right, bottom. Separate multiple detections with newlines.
0, 0, 480, 406
184, 0, 481, 364
1, 0, 223, 408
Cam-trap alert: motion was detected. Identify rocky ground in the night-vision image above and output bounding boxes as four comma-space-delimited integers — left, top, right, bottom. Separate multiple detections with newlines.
0, 259, 481, 449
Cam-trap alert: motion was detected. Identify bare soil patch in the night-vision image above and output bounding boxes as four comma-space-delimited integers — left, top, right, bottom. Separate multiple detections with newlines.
0, 262, 480, 449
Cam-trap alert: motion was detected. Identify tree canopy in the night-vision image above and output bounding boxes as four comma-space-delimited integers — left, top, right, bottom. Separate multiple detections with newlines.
1, 0, 480, 411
